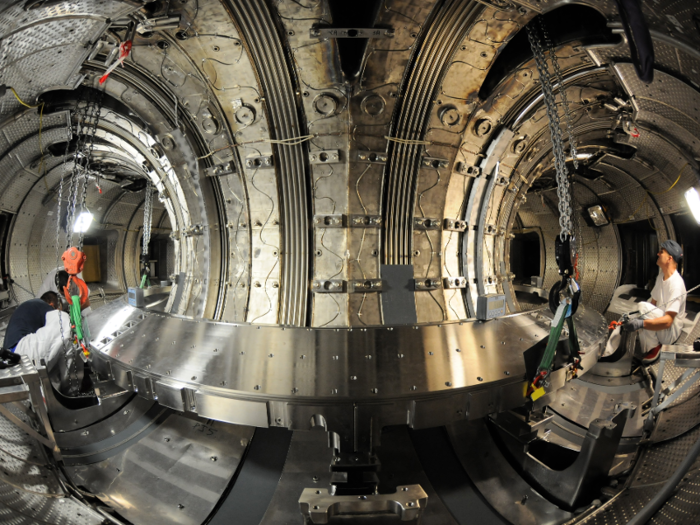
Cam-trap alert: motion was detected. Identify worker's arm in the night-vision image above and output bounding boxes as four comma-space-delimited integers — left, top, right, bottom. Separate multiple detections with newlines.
14, 311, 71, 365
643, 311, 676, 331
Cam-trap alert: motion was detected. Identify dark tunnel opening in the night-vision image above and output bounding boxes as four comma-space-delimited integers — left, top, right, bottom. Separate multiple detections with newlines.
479, 4, 620, 101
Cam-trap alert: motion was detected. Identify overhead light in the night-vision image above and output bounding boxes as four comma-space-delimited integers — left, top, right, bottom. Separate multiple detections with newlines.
686, 187, 700, 224
73, 212, 93, 233
587, 204, 609, 226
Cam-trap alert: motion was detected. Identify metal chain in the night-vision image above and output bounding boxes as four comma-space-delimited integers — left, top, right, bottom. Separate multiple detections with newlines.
55, 87, 103, 395
527, 21, 573, 241
539, 17, 578, 170
142, 182, 154, 258
65, 89, 104, 251
55, 89, 89, 395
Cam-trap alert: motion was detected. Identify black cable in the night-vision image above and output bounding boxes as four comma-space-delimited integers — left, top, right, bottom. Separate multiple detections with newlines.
627, 430, 700, 525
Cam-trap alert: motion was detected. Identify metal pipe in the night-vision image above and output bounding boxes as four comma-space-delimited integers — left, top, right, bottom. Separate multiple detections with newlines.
626, 431, 700, 525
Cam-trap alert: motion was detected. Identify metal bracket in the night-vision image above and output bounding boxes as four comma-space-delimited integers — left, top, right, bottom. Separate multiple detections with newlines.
456, 162, 481, 177
443, 218, 467, 232
313, 215, 344, 228
310, 26, 395, 39
348, 279, 383, 293
443, 276, 468, 289
312, 280, 345, 293
309, 150, 341, 164
183, 224, 204, 237
245, 155, 274, 169
422, 156, 449, 169
204, 161, 235, 177
494, 174, 510, 186
136, 15, 181, 34
414, 278, 442, 291
484, 224, 498, 235
300, 485, 427, 524
414, 217, 441, 230
357, 151, 387, 164
347, 215, 381, 228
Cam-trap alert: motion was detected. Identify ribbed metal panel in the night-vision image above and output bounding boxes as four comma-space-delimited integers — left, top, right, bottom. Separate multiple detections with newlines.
383, 0, 479, 265
223, 0, 310, 326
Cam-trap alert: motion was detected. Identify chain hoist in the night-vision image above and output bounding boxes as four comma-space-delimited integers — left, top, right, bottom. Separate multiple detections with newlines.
140, 182, 154, 288
526, 19, 574, 242
526, 18, 584, 402
538, 17, 578, 170
54, 87, 104, 395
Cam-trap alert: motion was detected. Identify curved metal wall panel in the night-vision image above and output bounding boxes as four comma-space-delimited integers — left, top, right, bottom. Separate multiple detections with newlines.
224, 0, 311, 327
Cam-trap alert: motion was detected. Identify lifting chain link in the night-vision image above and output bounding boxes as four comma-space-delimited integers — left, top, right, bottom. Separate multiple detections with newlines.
142, 181, 154, 259
54, 86, 104, 396
538, 17, 578, 170
526, 18, 574, 242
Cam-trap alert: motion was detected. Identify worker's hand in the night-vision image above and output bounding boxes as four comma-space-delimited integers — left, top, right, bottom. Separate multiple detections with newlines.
622, 318, 644, 332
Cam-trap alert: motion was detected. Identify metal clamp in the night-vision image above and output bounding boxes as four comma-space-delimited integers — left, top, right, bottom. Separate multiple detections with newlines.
443, 218, 467, 232
422, 157, 449, 169
299, 485, 427, 524
313, 215, 344, 228
183, 224, 204, 237
204, 161, 235, 177
347, 215, 381, 228
443, 276, 468, 289
348, 279, 383, 293
312, 280, 345, 293
245, 155, 274, 169
309, 150, 341, 164
310, 26, 395, 39
413, 217, 441, 230
414, 278, 442, 291
456, 162, 481, 177
357, 151, 387, 164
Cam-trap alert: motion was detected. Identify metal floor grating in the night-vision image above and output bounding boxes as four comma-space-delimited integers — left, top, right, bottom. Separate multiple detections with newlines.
0, 404, 102, 525
574, 424, 700, 525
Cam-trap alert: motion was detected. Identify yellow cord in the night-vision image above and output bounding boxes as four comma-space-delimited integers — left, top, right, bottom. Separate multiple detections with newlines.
9, 86, 38, 108
647, 163, 686, 195
10, 87, 46, 177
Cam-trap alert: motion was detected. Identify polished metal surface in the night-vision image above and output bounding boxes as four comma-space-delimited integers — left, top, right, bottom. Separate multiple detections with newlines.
1, 0, 700, 523
86, 297, 606, 442
64, 412, 253, 525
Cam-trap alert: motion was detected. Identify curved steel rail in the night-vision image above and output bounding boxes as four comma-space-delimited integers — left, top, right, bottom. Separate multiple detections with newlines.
86, 297, 607, 450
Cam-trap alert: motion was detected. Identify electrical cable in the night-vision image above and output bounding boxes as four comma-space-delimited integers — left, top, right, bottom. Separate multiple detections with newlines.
626, 430, 700, 525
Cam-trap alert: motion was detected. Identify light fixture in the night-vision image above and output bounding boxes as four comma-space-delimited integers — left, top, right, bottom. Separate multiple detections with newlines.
587, 204, 609, 226
686, 187, 700, 225
73, 212, 93, 233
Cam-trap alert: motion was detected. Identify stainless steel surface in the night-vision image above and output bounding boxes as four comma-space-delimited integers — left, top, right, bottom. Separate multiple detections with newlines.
0, 0, 700, 523
300, 484, 428, 524
86, 297, 607, 444
64, 412, 253, 525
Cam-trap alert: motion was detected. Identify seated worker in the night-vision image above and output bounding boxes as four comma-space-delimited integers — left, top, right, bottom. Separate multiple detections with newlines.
624, 240, 686, 364
3, 292, 71, 368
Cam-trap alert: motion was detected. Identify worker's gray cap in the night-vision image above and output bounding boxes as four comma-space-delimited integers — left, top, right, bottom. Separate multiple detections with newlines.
660, 240, 683, 263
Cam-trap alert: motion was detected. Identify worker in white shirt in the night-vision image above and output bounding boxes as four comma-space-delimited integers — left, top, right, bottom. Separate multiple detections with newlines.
623, 240, 687, 364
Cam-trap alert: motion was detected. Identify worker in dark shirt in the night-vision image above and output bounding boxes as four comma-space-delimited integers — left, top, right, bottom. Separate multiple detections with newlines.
3, 292, 61, 352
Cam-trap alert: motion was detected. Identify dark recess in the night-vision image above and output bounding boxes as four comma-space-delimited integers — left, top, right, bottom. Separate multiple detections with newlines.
510, 231, 541, 283
479, 5, 620, 101
328, 0, 383, 81
617, 220, 658, 289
